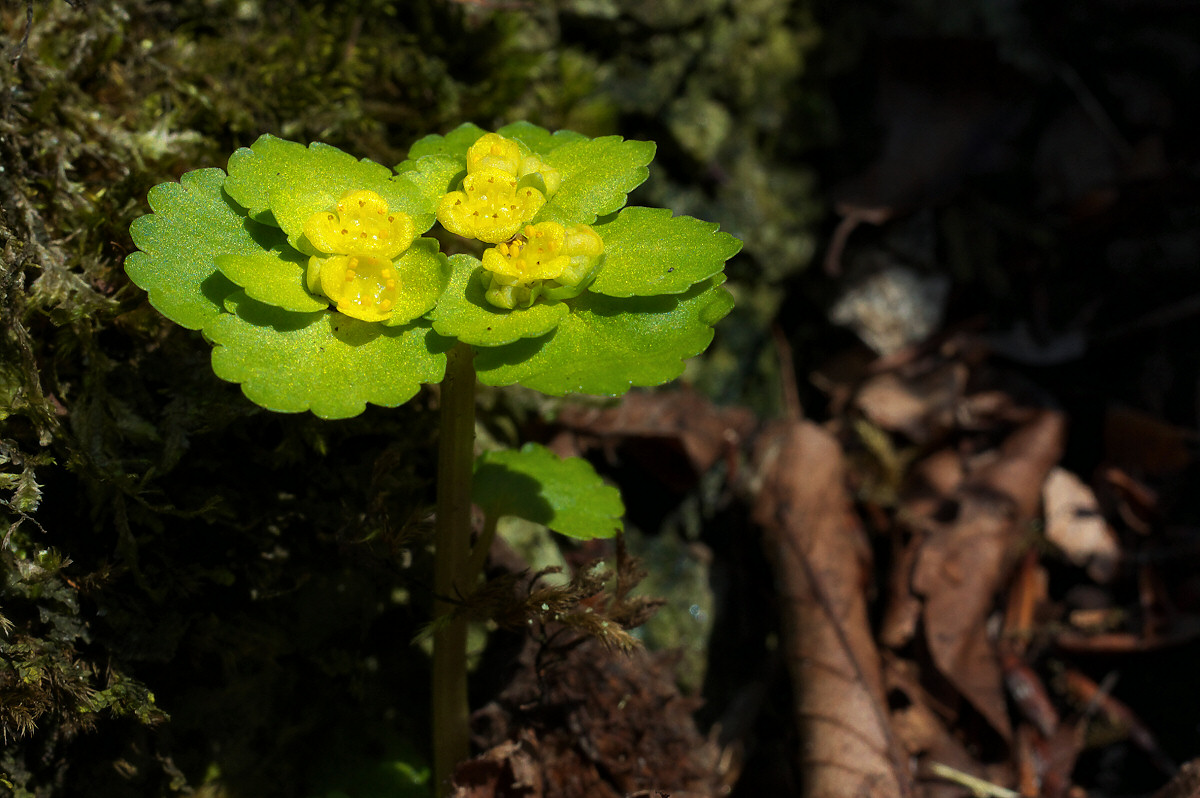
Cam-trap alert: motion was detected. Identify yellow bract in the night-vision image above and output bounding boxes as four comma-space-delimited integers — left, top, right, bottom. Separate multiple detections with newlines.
466, 133, 522, 176
316, 255, 400, 323
304, 189, 415, 261
303, 189, 416, 322
437, 168, 545, 244
479, 222, 605, 310
481, 223, 570, 282
517, 154, 562, 198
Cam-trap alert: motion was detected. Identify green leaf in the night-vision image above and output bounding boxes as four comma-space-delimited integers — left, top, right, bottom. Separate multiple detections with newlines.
475, 276, 734, 396
405, 122, 487, 161
429, 255, 568, 346
215, 249, 328, 313
127, 168, 276, 330
535, 136, 656, 226
495, 121, 587, 157
473, 443, 623, 540
223, 135, 437, 248
377, 238, 453, 326
591, 206, 743, 297
205, 293, 449, 419
394, 154, 465, 205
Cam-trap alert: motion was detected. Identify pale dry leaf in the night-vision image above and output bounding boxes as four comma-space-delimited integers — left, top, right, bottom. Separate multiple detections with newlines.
854, 362, 967, 444
1043, 467, 1120, 583
752, 420, 910, 798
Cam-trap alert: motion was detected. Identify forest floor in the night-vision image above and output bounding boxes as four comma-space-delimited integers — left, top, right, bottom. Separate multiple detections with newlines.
452, 6, 1200, 798
4, 2, 1200, 798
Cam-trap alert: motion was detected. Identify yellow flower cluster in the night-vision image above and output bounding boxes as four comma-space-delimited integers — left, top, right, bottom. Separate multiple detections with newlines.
303, 133, 604, 320
436, 133, 560, 244
480, 222, 604, 310
303, 190, 415, 322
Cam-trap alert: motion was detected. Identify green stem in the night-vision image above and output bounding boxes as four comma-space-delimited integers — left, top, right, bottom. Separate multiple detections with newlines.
432, 342, 476, 797
461, 513, 499, 592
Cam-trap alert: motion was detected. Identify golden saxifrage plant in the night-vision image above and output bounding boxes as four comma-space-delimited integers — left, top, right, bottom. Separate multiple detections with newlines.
124, 122, 741, 794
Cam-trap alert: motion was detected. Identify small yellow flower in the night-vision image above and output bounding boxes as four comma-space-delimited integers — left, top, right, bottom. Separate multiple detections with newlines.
436, 168, 545, 244
479, 222, 604, 309
313, 255, 401, 323
466, 133, 523, 176
304, 189, 415, 261
466, 133, 561, 197
482, 224, 570, 282
518, 154, 562, 198
302, 189, 416, 322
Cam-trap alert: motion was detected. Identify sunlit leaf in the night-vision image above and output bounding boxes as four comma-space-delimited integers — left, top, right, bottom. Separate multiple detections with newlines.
404, 122, 487, 161
205, 293, 449, 419
534, 136, 656, 226
591, 206, 743, 297
214, 249, 327, 313
474, 443, 623, 540
496, 121, 587, 156
475, 276, 734, 396
126, 167, 276, 330
223, 135, 437, 249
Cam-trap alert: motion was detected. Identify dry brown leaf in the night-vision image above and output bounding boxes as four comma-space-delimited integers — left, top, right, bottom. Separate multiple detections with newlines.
971, 409, 1067, 525
452, 737, 543, 798
884, 658, 994, 798
752, 419, 910, 798
1153, 758, 1200, 798
913, 410, 1066, 740
854, 363, 967, 444
913, 493, 1018, 740
553, 388, 757, 492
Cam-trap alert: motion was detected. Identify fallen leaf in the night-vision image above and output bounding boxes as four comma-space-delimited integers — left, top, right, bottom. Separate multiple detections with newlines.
752, 419, 910, 798
554, 388, 757, 493
1153, 758, 1200, 798
1043, 467, 1120, 583
913, 410, 1066, 740
913, 492, 1018, 740
854, 362, 967, 444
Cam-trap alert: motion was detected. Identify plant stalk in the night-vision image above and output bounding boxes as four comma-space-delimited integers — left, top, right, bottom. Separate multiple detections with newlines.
432, 342, 477, 796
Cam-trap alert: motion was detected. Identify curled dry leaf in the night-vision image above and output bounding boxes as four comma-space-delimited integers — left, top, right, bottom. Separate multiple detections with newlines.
912, 409, 1066, 740
752, 419, 910, 798
885, 656, 990, 798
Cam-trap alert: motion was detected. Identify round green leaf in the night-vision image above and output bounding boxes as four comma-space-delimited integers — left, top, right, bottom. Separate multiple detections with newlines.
535, 136, 657, 226
205, 293, 449, 419
223, 135, 438, 248
377, 238, 453, 326
429, 255, 568, 346
393, 154, 465, 206
474, 276, 734, 396
495, 121, 587, 157
405, 122, 487, 161
590, 206, 743, 298
214, 250, 327, 313
473, 443, 624, 541
127, 167, 279, 330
